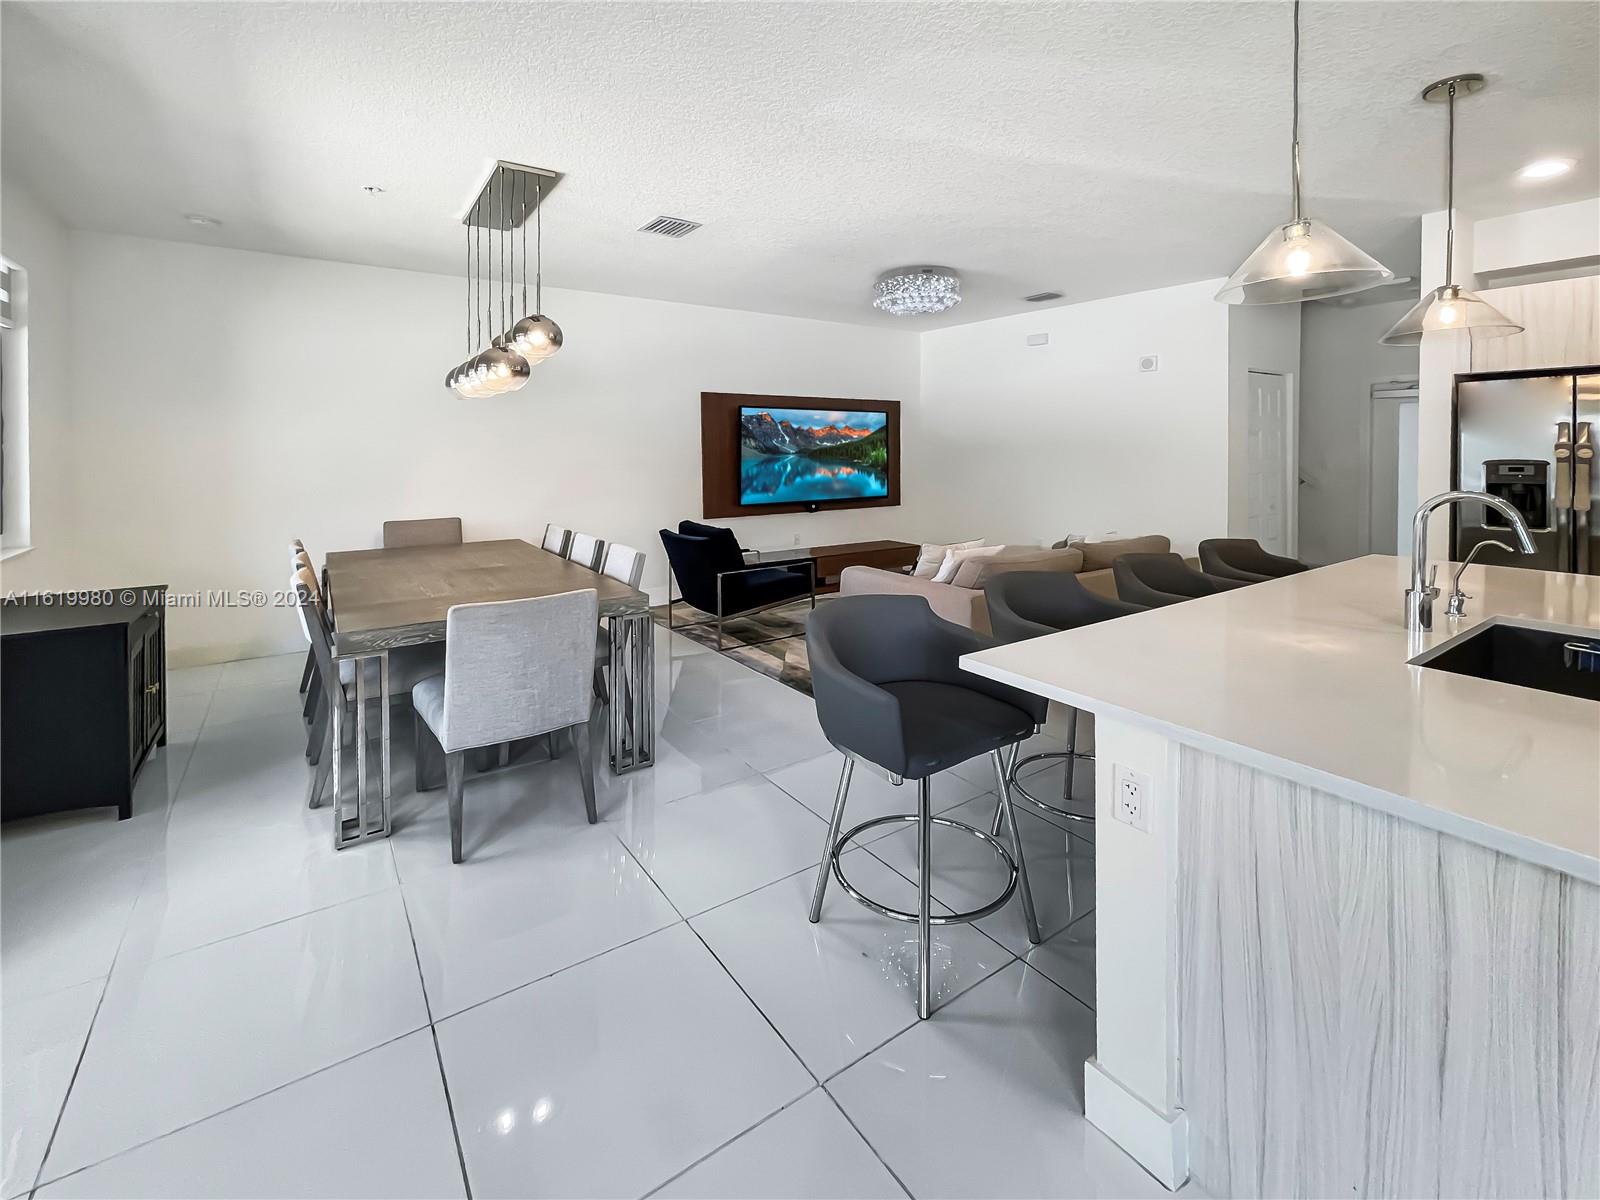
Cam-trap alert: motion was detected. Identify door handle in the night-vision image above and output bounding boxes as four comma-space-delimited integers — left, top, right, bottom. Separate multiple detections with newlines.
1574, 422, 1592, 514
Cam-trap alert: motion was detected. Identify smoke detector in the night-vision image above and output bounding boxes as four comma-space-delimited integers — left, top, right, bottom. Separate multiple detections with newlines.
638, 216, 702, 238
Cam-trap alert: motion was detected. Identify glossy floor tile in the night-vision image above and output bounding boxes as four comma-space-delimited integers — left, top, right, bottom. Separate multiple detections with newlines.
652, 1088, 906, 1199
829, 963, 1166, 1199
403, 821, 679, 1017
437, 924, 813, 1199
691, 849, 1011, 1078
1, 632, 1128, 1199
1026, 910, 1096, 1009
44, 890, 430, 1180
621, 775, 828, 915
37, 1032, 465, 1200
1, 977, 103, 1198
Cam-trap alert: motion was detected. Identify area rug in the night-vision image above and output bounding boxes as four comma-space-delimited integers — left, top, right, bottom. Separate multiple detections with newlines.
651, 597, 822, 696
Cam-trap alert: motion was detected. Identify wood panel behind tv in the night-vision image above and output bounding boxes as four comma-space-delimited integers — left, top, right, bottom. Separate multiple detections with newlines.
700, 393, 902, 519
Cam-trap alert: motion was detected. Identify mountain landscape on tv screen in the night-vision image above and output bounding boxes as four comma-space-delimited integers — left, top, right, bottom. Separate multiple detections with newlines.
738, 407, 890, 505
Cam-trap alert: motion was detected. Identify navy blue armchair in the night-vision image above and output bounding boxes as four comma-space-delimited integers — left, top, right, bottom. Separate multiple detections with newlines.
659, 521, 815, 649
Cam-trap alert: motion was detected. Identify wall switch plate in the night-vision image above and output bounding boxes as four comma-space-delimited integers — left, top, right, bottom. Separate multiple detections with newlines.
1113, 765, 1151, 831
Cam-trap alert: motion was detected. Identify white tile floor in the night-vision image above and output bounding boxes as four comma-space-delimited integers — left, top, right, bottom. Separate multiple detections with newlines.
0, 632, 1169, 1200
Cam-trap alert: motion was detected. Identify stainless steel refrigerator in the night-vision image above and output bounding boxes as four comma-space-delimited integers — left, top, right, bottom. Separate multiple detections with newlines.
1452, 368, 1598, 575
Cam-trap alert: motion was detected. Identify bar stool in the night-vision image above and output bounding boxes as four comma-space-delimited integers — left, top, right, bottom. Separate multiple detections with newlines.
1198, 537, 1310, 583
1111, 552, 1247, 607
982, 572, 1145, 832
806, 595, 1045, 1019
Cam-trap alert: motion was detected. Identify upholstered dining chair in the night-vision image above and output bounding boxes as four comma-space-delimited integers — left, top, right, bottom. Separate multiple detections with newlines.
1198, 537, 1310, 583
410, 589, 600, 863
382, 517, 463, 549
1112, 552, 1248, 607
541, 524, 571, 556
292, 544, 318, 700
566, 532, 606, 571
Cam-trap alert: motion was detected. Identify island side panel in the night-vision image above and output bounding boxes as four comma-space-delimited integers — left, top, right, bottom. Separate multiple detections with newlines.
1175, 744, 1600, 1199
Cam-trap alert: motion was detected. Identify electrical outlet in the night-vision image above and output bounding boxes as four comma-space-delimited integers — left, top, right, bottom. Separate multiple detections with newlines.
1113, 765, 1150, 831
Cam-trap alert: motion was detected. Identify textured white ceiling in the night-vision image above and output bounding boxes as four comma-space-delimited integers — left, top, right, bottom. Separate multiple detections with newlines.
3, 1, 1596, 327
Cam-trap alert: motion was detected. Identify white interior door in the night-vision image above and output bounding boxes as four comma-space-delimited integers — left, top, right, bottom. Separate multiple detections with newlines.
1395, 399, 1419, 556
1246, 371, 1296, 555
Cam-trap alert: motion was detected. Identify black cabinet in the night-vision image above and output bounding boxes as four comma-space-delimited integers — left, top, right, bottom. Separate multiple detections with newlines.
1, 587, 168, 822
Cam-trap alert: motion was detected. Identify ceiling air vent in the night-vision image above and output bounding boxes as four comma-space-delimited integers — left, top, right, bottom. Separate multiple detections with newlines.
1023, 291, 1063, 303
638, 215, 702, 238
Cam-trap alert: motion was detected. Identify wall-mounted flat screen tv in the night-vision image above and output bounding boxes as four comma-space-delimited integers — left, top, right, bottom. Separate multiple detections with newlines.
738, 406, 891, 507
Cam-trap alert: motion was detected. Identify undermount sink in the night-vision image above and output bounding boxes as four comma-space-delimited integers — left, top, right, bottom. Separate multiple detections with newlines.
1413, 619, 1600, 702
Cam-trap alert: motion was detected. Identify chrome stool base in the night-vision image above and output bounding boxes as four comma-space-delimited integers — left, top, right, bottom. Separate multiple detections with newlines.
809, 747, 1041, 1020
1009, 750, 1095, 824
830, 814, 1019, 925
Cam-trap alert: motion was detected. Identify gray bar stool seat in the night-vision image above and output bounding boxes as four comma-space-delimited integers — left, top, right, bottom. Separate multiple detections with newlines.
1198, 537, 1310, 583
982, 572, 1145, 835
1112, 551, 1248, 607
806, 594, 1046, 1019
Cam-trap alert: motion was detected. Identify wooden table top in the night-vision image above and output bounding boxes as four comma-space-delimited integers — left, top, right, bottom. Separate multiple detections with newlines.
324, 539, 648, 656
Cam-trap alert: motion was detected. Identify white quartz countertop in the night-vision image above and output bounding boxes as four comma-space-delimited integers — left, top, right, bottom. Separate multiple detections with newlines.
961, 555, 1600, 882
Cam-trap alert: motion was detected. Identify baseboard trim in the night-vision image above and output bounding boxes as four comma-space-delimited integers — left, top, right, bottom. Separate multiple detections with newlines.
1084, 1057, 1189, 1191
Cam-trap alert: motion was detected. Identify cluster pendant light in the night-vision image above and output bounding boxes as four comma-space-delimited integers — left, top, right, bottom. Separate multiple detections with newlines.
1216, 0, 1393, 305
1379, 75, 1524, 346
445, 164, 563, 397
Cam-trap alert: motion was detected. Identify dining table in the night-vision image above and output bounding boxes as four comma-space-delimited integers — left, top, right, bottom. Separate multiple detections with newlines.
321, 538, 654, 849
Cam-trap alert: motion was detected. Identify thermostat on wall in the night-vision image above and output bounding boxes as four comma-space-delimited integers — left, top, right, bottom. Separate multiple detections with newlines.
1138, 354, 1159, 372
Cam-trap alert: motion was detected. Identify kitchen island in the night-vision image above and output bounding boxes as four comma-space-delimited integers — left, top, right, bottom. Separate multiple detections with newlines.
962, 555, 1599, 1199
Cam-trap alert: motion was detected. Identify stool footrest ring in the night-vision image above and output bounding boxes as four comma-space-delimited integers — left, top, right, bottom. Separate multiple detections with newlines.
830, 814, 1018, 925
1009, 750, 1096, 825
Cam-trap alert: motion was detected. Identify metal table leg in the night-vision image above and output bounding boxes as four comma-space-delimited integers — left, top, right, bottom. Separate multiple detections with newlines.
333, 650, 392, 849
608, 612, 655, 774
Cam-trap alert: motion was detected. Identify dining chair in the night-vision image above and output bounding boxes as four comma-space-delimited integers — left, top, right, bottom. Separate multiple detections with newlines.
541, 524, 572, 557
410, 589, 600, 863
566, 532, 606, 571
600, 543, 646, 588
382, 517, 464, 549
292, 546, 318, 701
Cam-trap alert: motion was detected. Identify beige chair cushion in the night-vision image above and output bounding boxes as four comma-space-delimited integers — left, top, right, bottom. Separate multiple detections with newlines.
954, 545, 1084, 588
1072, 534, 1172, 572
913, 538, 984, 579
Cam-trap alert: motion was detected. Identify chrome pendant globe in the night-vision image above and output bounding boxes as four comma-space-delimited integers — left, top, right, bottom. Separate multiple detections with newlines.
873, 266, 960, 316
511, 314, 564, 362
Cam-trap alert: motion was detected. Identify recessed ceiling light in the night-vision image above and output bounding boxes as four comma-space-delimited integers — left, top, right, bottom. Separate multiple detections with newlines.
182, 213, 221, 227
1518, 157, 1574, 181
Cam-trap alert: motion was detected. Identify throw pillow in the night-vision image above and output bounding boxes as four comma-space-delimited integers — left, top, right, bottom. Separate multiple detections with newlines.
932, 543, 1003, 584
914, 538, 984, 579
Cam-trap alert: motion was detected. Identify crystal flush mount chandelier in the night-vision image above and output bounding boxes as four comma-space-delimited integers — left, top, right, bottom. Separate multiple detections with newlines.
1215, 0, 1393, 304
445, 161, 564, 397
874, 266, 961, 316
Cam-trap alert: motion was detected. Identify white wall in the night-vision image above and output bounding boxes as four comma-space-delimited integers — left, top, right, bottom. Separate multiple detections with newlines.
59, 232, 919, 664
917, 279, 1232, 555
1296, 296, 1419, 565
0, 182, 80, 588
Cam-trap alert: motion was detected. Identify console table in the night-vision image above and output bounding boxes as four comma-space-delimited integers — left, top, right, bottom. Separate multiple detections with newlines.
1, 587, 168, 822
746, 539, 917, 593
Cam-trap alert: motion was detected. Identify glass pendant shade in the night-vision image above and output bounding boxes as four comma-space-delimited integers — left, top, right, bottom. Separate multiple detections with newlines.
511, 314, 564, 362
1215, 218, 1394, 304
478, 346, 531, 395
1379, 283, 1523, 346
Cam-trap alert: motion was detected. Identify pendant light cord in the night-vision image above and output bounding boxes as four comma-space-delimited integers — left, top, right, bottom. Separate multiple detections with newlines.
1289, 0, 1302, 223
535, 175, 543, 315
1444, 81, 1456, 286
521, 173, 529, 315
